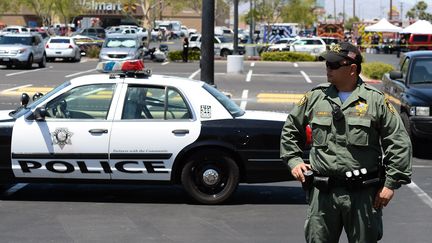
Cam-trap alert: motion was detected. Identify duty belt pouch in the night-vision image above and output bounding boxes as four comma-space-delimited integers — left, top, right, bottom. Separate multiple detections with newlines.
313, 176, 330, 193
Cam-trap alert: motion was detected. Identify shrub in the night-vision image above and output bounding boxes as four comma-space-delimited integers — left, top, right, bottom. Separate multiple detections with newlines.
86, 46, 100, 59
168, 50, 201, 61
261, 51, 316, 62
362, 62, 394, 80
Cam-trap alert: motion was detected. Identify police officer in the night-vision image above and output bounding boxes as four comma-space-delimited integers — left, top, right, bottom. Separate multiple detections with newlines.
280, 42, 412, 243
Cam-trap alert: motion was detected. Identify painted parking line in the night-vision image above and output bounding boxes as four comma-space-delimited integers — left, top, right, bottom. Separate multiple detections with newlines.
1, 86, 53, 96
293, 63, 299, 67
257, 93, 305, 103
65, 68, 96, 78
407, 181, 432, 209
300, 70, 313, 83
246, 70, 253, 82
161, 61, 170, 65
240, 89, 248, 110
189, 69, 201, 79
6, 68, 46, 77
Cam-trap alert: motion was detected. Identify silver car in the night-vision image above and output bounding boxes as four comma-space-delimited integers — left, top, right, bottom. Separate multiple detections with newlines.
0, 32, 46, 69
99, 34, 144, 62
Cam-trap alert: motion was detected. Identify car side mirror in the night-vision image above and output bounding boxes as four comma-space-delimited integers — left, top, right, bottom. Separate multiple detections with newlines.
34, 107, 47, 121
389, 71, 403, 80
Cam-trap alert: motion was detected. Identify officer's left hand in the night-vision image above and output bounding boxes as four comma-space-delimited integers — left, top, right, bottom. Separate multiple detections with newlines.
374, 187, 394, 209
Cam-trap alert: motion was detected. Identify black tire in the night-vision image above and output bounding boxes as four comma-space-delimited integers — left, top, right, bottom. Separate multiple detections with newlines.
38, 54, 46, 68
25, 54, 33, 69
181, 149, 239, 204
220, 49, 231, 57
74, 51, 81, 62
192, 47, 200, 52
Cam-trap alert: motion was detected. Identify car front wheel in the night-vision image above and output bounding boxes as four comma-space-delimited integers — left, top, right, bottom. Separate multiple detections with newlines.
181, 149, 239, 204
25, 54, 33, 69
38, 54, 46, 68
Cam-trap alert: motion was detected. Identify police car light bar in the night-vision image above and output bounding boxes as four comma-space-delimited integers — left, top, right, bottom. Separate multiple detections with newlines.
96, 60, 151, 77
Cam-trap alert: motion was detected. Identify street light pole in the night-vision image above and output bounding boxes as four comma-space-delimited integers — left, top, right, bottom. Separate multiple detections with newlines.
201, 0, 215, 85
233, 0, 239, 54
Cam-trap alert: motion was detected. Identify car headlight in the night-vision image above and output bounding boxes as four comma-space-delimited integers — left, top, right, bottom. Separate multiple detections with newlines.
410, 106, 430, 116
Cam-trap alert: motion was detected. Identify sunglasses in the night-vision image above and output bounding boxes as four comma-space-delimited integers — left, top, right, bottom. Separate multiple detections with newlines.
326, 61, 353, 70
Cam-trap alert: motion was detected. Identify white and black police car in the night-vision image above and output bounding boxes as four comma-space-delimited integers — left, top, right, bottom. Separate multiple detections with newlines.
0, 60, 311, 204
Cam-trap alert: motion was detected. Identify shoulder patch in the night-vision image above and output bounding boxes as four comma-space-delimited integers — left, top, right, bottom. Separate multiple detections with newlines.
385, 98, 396, 114
297, 94, 308, 107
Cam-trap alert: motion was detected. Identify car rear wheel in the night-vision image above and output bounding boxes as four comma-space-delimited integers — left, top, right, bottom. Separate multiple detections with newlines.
74, 51, 81, 62
181, 149, 239, 204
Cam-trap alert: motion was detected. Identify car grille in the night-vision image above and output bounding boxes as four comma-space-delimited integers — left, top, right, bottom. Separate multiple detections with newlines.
108, 54, 127, 58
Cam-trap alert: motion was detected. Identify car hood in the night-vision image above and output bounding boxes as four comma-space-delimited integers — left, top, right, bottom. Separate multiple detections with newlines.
407, 84, 432, 103
0, 44, 30, 50
101, 48, 136, 55
239, 110, 287, 122
0, 110, 14, 122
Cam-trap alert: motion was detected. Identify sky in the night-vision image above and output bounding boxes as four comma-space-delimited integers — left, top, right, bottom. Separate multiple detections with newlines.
324, 0, 421, 21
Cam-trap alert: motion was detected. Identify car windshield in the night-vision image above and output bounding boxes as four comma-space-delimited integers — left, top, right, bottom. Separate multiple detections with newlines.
104, 38, 137, 48
203, 84, 244, 117
410, 58, 432, 84
9, 81, 71, 119
0, 36, 32, 45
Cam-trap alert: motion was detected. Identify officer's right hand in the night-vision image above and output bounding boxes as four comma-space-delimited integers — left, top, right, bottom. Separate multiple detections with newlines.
291, 163, 312, 183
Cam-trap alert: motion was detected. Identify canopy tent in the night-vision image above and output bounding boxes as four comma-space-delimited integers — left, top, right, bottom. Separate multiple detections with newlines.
400, 20, 432, 34
365, 18, 402, 32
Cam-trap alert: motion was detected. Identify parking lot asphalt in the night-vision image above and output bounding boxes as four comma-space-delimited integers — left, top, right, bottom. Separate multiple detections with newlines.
0, 54, 431, 243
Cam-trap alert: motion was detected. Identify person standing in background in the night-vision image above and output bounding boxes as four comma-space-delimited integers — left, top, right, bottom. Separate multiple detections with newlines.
182, 37, 189, 63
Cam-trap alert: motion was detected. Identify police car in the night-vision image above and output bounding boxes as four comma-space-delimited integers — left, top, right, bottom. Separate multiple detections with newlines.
0, 60, 310, 204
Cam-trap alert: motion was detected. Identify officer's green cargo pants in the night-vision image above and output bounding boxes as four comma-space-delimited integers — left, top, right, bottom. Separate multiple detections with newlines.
305, 187, 383, 243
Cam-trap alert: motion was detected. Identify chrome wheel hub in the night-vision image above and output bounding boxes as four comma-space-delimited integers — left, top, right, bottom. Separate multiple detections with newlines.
202, 169, 219, 186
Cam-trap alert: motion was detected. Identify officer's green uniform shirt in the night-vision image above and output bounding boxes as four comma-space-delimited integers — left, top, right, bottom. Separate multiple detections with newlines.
280, 78, 412, 189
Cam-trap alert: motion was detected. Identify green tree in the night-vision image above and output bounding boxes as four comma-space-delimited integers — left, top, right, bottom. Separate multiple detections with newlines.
406, 0, 432, 21
344, 16, 359, 31
281, 0, 316, 29
19, 0, 56, 26
54, 0, 86, 34
0, 2, 20, 15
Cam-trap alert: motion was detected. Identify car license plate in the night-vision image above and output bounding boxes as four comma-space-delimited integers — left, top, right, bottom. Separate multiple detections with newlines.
2, 58, 10, 61
56, 52, 61, 54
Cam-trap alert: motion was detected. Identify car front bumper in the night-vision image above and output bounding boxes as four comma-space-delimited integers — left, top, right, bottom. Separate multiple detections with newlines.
410, 116, 432, 140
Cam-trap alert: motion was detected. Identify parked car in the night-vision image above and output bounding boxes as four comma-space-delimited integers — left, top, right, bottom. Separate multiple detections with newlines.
267, 37, 296, 51
0, 32, 46, 69
188, 34, 245, 57
76, 27, 106, 39
320, 37, 340, 50
99, 34, 144, 62
1, 25, 29, 33
45, 37, 81, 62
288, 37, 327, 56
0, 60, 311, 204
381, 51, 432, 151
406, 33, 432, 51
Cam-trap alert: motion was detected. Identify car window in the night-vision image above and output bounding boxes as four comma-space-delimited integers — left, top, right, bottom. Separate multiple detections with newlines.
50, 38, 70, 44
410, 58, 432, 84
0, 36, 32, 45
105, 38, 137, 48
190, 36, 198, 42
122, 86, 191, 120
401, 57, 410, 78
45, 84, 115, 120
203, 83, 244, 117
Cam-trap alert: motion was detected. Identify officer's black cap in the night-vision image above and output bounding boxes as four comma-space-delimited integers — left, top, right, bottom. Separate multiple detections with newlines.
319, 42, 362, 64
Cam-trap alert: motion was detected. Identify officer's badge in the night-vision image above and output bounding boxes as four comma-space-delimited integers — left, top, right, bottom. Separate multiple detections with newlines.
385, 98, 396, 114
330, 44, 342, 53
297, 94, 307, 107
355, 101, 368, 114
51, 128, 73, 149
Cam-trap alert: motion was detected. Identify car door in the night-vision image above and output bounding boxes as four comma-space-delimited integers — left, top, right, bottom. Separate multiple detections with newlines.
109, 84, 200, 181
11, 82, 119, 180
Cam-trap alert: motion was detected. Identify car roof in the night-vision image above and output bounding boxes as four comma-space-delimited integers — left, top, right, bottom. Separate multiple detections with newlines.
404, 50, 432, 58
106, 34, 139, 38
1, 32, 40, 37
